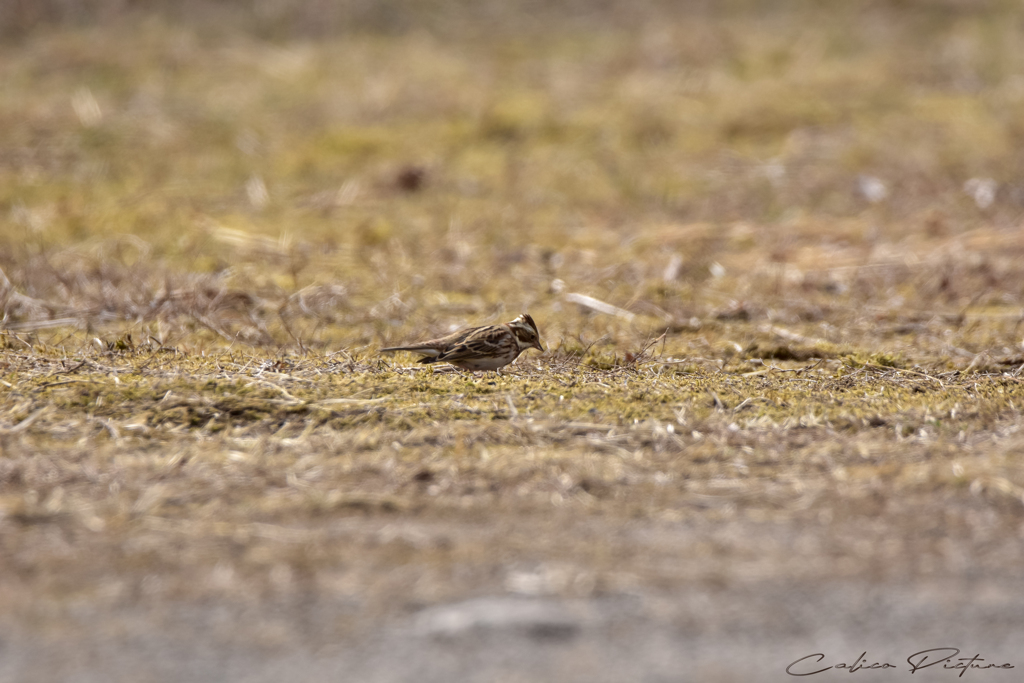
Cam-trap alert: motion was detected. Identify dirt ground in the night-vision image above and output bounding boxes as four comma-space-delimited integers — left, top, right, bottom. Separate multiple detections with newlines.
4, 1, 1024, 680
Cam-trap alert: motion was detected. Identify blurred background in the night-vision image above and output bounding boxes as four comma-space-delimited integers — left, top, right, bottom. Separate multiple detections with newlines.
3, 0, 1024, 354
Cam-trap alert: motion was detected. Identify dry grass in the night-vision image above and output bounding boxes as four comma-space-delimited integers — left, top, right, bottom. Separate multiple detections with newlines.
3, 0, 1024, 662
5, 349, 1024, 624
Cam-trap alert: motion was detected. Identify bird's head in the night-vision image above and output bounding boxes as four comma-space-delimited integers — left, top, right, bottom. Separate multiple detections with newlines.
510, 313, 543, 352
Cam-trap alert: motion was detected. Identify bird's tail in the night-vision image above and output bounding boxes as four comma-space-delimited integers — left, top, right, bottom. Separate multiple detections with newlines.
380, 346, 442, 360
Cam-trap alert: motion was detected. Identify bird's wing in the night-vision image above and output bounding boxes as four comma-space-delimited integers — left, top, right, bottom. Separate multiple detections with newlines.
434, 326, 509, 362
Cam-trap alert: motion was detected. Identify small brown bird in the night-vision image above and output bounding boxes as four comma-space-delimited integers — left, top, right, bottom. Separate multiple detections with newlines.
380, 313, 543, 372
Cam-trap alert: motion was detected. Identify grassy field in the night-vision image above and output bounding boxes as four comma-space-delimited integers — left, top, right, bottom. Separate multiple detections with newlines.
3, 1, 1024, 679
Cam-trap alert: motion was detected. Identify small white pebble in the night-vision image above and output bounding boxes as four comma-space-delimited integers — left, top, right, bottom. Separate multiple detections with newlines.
858, 175, 888, 203
964, 177, 997, 210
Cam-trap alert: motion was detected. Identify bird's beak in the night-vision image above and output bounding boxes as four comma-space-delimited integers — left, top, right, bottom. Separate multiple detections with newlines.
534, 340, 544, 352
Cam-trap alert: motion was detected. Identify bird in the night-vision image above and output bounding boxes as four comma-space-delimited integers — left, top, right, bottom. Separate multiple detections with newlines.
380, 313, 543, 372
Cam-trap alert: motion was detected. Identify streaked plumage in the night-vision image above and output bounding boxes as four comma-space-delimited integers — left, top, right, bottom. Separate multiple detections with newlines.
380, 313, 543, 371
